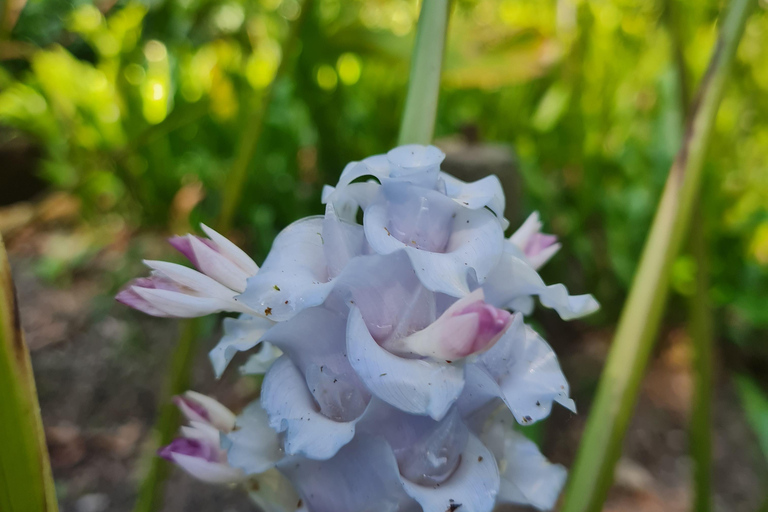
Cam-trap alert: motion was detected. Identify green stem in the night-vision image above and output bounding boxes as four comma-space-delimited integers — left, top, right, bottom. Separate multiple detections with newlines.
0, 234, 59, 512
689, 200, 714, 512
217, 0, 312, 233
663, 4, 714, 509
560, 0, 755, 510
397, 0, 452, 146
131, 318, 199, 512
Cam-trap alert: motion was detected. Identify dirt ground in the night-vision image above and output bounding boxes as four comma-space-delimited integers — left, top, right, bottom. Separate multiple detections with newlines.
10, 234, 768, 512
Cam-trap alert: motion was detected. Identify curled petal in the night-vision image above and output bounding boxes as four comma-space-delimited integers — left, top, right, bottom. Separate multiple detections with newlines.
483, 248, 599, 320
209, 314, 275, 378
260, 307, 370, 422
481, 409, 567, 510
399, 434, 499, 512
347, 306, 465, 421
364, 184, 504, 297
277, 434, 419, 512
322, 202, 367, 279
358, 399, 468, 486
261, 356, 361, 460
223, 400, 284, 475
238, 217, 334, 321
439, 172, 506, 220
472, 317, 575, 425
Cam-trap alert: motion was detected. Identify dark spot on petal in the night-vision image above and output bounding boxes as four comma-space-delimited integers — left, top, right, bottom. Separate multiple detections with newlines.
384, 227, 391, 236
285, 300, 289, 304
380, 373, 387, 377
477, 456, 483, 462
445, 360, 452, 364
264, 307, 272, 316
297, 499, 303, 508
273, 285, 281, 291
536, 401, 541, 406
523, 415, 533, 423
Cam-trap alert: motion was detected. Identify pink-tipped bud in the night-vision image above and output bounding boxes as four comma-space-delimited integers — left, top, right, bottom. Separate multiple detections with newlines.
509, 212, 561, 270
173, 391, 236, 433
385, 289, 513, 360
158, 427, 245, 484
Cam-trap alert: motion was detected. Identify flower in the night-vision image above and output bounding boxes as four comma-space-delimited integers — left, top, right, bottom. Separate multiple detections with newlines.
509, 211, 561, 270
120, 145, 599, 512
159, 392, 244, 484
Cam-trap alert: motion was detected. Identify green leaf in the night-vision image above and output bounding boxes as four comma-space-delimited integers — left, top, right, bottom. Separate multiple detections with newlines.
0, 234, 59, 512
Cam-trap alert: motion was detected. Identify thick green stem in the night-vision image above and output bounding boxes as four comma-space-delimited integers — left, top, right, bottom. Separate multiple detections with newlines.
0, 235, 59, 512
131, 318, 199, 512
397, 0, 452, 146
217, 0, 311, 233
560, 0, 755, 510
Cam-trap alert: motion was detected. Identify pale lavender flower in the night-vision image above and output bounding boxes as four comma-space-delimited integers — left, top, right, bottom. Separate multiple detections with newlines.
120, 145, 600, 512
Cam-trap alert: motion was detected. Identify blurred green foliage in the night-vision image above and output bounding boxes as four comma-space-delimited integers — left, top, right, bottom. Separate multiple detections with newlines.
1, 0, 767, 350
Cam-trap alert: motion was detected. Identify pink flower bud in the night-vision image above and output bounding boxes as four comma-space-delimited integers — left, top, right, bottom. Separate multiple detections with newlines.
173, 391, 236, 433
385, 289, 513, 360
509, 212, 561, 270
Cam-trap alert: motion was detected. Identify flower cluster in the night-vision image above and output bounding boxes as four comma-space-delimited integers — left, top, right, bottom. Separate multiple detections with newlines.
118, 145, 598, 512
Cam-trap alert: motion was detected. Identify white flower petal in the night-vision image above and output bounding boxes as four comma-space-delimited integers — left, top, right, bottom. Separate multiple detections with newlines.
131, 286, 235, 318
261, 356, 360, 460
240, 343, 282, 375
169, 452, 245, 484
143, 260, 236, 300
483, 248, 599, 319
200, 223, 259, 276
400, 434, 499, 512
363, 184, 504, 297
277, 434, 419, 512
322, 202, 367, 278
482, 408, 567, 510
224, 400, 284, 475
238, 217, 334, 321
439, 172, 505, 219
347, 306, 465, 421
209, 314, 275, 378
183, 391, 237, 432
188, 235, 250, 292
248, 469, 304, 512
474, 319, 575, 425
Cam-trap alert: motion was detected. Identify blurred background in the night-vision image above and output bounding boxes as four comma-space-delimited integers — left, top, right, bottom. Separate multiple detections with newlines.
1, 0, 767, 510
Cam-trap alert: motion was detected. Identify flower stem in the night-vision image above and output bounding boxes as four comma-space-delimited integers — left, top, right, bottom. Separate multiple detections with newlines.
689, 200, 714, 512
397, 0, 452, 146
0, 234, 59, 512
131, 318, 200, 512
560, 0, 756, 510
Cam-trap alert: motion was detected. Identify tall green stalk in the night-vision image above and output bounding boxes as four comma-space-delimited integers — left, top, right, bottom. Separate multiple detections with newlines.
664, 2, 715, 508
397, 0, 452, 146
560, 0, 755, 510
0, 235, 59, 512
